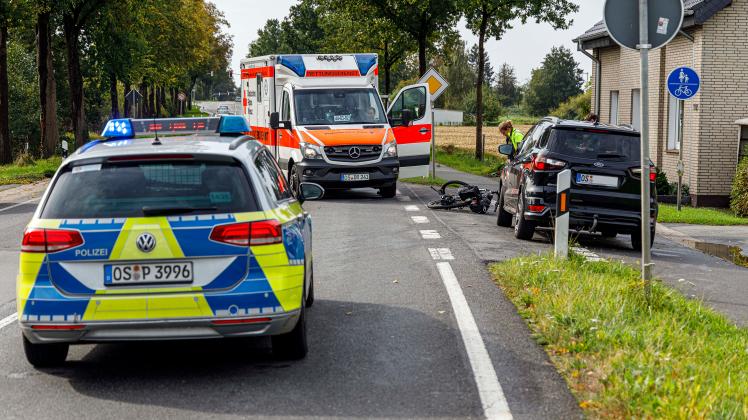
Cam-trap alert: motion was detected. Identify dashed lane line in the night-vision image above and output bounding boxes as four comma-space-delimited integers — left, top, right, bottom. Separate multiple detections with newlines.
420, 230, 441, 239
0, 312, 17, 330
411, 216, 429, 224
428, 248, 454, 260
404, 205, 420, 211
0, 198, 40, 213
436, 262, 512, 419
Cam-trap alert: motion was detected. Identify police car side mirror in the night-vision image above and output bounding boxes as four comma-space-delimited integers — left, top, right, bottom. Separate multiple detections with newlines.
298, 182, 324, 203
269, 112, 280, 129
498, 144, 514, 156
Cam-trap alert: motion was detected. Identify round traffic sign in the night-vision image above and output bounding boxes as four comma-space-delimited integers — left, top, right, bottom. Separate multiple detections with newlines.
667, 66, 700, 100
177, 92, 187, 102
604, 0, 684, 50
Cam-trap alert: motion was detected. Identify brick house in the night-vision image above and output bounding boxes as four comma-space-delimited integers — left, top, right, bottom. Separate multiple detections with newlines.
574, 0, 747, 207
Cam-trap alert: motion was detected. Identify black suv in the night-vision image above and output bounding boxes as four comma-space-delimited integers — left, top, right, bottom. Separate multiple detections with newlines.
496, 117, 657, 250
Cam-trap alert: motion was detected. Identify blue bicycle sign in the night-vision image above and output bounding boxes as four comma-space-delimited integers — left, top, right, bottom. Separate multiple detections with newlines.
667, 66, 700, 100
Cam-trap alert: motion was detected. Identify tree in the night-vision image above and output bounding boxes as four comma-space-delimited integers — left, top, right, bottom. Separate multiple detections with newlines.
468, 44, 493, 86
462, 0, 578, 159
248, 0, 324, 57
365, 0, 459, 76
434, 37, 473, 110
34, 2, 58, 158
248, 19, 284, 57
495, 63, 519, 107
524, 46, 583, 117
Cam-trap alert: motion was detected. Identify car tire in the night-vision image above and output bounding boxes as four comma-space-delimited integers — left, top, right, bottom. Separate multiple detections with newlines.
272, 298, 308, 360
290, 165, 302, 199
305, 266, 315, 308
496, 186, 512, 227
379, 184, 397, 198
23, 336, 68, 368
631, 227, 656, 251
514, 192, 536, 240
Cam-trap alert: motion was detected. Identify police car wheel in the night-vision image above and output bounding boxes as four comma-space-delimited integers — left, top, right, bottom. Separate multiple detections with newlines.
272, 300, 308, 360
23, 335, 68, 368
305, 266, 315, 308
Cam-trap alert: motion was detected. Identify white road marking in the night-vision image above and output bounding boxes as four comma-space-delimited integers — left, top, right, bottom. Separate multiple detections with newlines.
396, 195, 411, 202
0, 313, 17, 330
436, 262, 512, 419
0, 198, 39, 213
404, 205, 420, 211
428, 248, 454, 260
420, 230, 441, 239
411, 216, 429, 224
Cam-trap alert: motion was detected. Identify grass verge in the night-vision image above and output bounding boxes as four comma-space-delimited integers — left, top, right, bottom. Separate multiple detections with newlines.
437, 146, 505, 177
0, 157, 62, 185
658, 203, 748, 225
400, 176, 448, 186
491, 253, 748, 418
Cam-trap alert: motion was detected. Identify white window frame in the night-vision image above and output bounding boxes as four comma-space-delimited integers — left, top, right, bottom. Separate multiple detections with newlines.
609, 91, 619, 125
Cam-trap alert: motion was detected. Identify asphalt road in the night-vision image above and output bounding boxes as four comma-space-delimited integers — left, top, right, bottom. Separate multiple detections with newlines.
0, 185, 584, 419
195, 100, 241, 116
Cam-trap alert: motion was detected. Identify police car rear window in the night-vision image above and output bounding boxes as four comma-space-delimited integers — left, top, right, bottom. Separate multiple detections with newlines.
547, 128, 640, 161
41, 160, 258, 219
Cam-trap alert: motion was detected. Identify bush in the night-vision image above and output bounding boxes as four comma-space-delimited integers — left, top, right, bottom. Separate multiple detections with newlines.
550, 89, 591, 120
655, 167, 671, 195
731, 157, 748, 216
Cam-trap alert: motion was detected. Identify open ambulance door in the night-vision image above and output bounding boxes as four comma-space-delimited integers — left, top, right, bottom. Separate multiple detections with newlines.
386, 83, 432, 179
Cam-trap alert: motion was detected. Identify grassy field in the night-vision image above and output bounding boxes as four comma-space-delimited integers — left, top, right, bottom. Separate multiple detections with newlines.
435, 125, 533, 157
436, 146, 505, 177
0, 157, 62, 185
400, 176, 448, 186
491, 253, 748, 418
658, 204, 748, 225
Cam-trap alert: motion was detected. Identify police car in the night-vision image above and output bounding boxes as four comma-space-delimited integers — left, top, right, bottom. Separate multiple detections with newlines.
17, 116, 323, 367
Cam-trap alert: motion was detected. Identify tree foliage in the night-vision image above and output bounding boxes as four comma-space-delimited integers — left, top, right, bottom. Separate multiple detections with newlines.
524, 46, 583, 117
495, 63, 519, 107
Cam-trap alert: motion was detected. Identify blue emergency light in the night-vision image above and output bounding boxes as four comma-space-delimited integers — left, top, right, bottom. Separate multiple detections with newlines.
355, 54, 377, 76
217, 115, 250, 135
101, 119, 134, 139
278, 55, 306, 77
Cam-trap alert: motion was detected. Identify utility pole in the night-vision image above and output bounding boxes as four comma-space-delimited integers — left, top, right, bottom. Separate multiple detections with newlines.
638, 0, 654, 290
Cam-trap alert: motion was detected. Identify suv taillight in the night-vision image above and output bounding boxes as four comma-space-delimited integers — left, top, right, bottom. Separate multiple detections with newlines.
631, 165, 656, 182
22, 228, 83, 253
210, 220, 283, 247
532, 152, 566, 171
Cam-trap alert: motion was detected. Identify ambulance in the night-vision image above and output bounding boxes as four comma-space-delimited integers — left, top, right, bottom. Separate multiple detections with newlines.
240, 53, 432, 198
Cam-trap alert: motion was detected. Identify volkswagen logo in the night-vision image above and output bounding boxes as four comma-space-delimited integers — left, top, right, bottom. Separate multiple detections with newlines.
136, 233, 156, 253
593, 161, 605, 168
348, 147, 361, 159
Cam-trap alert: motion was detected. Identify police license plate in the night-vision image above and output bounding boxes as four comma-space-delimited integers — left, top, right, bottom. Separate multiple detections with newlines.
340, 173, 370, 182
104, 262, 193, 285
576, 173, 618, 187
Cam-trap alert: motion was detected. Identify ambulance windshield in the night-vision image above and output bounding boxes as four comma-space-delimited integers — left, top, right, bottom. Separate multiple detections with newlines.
294, 88, 387, 126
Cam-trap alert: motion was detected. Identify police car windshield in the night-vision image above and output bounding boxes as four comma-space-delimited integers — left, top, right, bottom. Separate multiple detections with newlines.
41, 160, 258, 219
548, 128, 640, 161
294, 88, 386, 126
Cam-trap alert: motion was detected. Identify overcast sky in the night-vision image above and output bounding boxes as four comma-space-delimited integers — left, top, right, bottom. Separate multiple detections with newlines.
212, 0, 603, 85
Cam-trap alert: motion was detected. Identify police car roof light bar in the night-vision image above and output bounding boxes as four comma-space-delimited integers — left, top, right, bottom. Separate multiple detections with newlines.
99, 116, 249, 140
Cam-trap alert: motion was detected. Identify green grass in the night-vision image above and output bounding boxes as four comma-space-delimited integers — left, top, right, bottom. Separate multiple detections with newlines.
181, 108, 209, 117
491, 253, 748, 418
0, 157, 62, 185
436, 146, 505, 177
658, 204, 748, 225
399, 176, 448, 186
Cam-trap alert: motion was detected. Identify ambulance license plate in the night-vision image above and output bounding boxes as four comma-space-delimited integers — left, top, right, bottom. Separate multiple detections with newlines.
341, 173, 370, 182
104, 262, 193, 285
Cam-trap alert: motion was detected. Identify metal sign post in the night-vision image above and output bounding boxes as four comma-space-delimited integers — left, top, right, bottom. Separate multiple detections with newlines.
431, 103, 436, 178
418, 68, 449, 179
604, 0, 683, 287
555, 169, 572, 259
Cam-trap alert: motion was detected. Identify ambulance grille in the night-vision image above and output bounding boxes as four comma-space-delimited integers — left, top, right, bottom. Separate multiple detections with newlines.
324, 145, 382, 162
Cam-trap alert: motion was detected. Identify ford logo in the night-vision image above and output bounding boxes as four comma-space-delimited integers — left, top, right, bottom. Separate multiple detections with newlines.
136, 233, 156, 253
348, 147, 361, 159
593, 161, 605, 168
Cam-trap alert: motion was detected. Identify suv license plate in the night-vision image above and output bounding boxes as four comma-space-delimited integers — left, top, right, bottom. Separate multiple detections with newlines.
576, 173, 618, 187
341, 173, 369, 182
104, 262, 193, 285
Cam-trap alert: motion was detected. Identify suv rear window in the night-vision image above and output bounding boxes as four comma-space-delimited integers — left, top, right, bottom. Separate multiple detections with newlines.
548, 128, 640, 161
42, 160, 257, 219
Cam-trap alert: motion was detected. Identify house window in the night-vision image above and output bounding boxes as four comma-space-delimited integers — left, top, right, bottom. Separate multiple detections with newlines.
631, 89, 641, 130
667, 94, 681, 150
609, 91, 619, 125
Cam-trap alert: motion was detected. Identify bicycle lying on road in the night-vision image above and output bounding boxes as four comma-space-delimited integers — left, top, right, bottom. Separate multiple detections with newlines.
427, 180, 499, 214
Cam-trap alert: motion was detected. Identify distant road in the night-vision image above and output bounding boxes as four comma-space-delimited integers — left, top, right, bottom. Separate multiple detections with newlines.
195, 100, 241, 116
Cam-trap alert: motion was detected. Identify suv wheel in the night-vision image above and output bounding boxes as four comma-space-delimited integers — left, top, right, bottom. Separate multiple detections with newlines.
379, 184, 397, 198
23, 336, 68, 367
496, 186, 512, 227
631, 226, 656, 251
514, 192, 536, 240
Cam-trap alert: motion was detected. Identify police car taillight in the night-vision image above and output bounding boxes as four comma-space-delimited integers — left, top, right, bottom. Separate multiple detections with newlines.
209, 220, 282, 247
22, 228, 83, 253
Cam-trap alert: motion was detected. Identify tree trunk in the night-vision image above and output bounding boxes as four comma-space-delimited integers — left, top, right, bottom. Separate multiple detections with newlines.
37, 12, 59, 158
474, 14, 488, 161
188, 77, 197, 111
109, 71, 119, 119
417, 34, 427, 77
383, 41, 391, 95
148, 84, 155, 117
63, 16, 87, 147
0, 21, 11, 164
123, 82, 131, 117
140, 83, 148, 117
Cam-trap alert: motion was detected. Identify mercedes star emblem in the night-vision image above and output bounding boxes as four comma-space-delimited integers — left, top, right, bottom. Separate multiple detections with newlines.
348, 146, 361, 159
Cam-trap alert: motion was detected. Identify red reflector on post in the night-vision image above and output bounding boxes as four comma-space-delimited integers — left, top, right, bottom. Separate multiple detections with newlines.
559, 192, 568, 213
31, 324, 86, 331
211, 317, 272, 325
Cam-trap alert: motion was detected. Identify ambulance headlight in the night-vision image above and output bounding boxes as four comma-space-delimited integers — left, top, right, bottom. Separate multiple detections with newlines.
383, 140, 398, 158
300, 142, 322, 160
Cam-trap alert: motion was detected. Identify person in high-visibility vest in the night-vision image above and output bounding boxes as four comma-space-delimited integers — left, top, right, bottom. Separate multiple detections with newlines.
499, 120, 524, 151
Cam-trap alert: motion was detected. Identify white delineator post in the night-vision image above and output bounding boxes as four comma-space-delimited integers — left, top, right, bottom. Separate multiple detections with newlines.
638, 0, 654, 286
430, 103, 436, 178
555, 169, 571, 259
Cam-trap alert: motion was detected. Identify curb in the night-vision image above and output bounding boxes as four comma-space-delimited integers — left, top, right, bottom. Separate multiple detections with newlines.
656, 223, 700, 248
0, 180, 49, 206
657, 223, 748, 267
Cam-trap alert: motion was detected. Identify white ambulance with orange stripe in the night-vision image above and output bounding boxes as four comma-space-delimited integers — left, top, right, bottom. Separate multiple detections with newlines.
240, 53, 432, 198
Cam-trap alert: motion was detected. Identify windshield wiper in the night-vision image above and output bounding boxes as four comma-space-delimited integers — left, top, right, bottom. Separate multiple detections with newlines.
597, 153, 627, 159
142, 206, 218, 216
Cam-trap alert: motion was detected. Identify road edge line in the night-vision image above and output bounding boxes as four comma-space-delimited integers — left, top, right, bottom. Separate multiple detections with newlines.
0, 198, 39, 213
436, 262, 512, 419
0, 312, 17, 330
